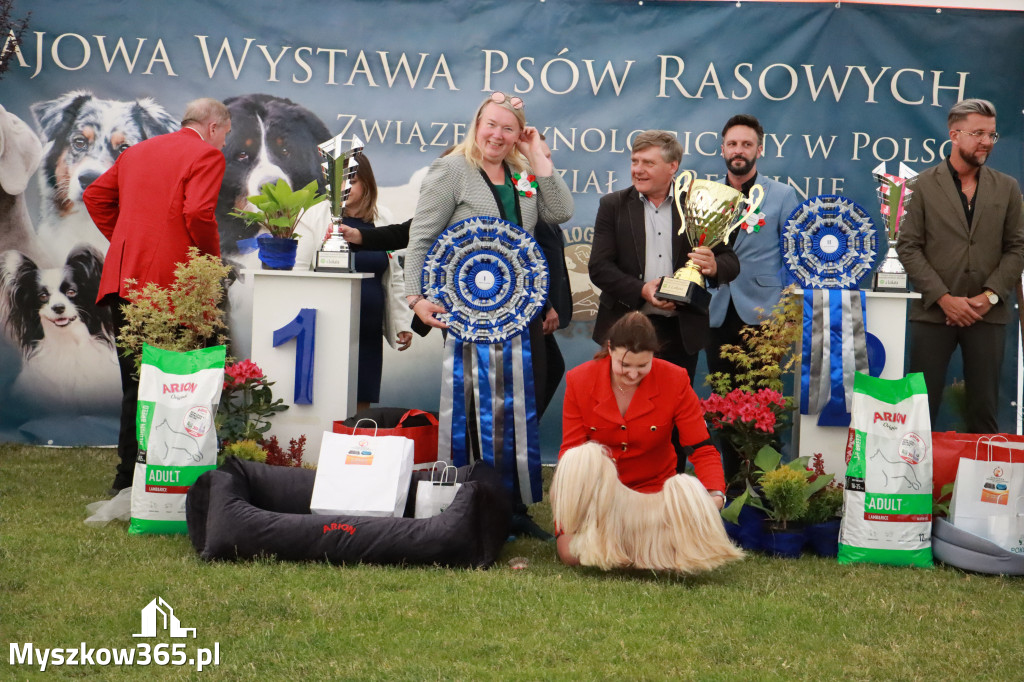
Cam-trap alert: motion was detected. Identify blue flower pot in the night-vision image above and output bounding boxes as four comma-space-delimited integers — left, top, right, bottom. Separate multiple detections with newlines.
805, 519, 841, 558
723, 505, 768, 552
257, 235, 298, 270
762, 522, 806, 558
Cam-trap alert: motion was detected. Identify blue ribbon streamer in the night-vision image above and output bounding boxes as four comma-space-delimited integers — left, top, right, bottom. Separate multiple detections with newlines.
518, 332, 542, 503
501, 339, 517, 497
450, 339, 468, 466
800, 291, 813, 415
819, 290, 849, 426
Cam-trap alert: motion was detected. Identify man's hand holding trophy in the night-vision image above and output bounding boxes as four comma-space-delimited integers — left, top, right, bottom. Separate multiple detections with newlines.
654, 169, 764, 311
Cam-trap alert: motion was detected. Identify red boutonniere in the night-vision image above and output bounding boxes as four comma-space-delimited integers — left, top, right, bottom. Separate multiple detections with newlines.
743, 209, 766, 233
513, 172, 538, 198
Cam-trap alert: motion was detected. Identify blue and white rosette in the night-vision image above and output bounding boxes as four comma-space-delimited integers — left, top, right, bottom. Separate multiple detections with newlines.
781, 195, 878, 427
422, 216, 549, 504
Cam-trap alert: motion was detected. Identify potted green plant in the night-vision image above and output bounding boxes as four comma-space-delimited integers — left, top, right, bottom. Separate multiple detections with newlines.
229, 178, 326, 270
118, 247, 231, 372
758, 466, 809, 557
803, 453, 845, 557
216, 359, 289, 448
721, 445, 834, 555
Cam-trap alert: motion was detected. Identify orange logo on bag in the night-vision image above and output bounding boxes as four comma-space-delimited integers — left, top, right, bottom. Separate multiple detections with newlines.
345, 449, 374, 465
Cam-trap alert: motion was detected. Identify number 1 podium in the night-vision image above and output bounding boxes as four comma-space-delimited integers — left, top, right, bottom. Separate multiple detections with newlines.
245, 269, 370, 462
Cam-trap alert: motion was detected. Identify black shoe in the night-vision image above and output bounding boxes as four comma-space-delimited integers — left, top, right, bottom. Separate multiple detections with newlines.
510, 512, 555, 542
108, 476, 132, 498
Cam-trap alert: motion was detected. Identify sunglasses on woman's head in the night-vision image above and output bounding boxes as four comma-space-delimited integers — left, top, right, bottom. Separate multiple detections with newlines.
490, 91, 524, 110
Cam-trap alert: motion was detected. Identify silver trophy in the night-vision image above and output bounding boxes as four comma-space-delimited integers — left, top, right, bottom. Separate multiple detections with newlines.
314, 134, 364, 272
655, 170, 763, 311
871, 161, 917, 292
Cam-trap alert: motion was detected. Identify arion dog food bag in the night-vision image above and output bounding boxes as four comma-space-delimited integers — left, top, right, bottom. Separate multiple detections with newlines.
129, 344, 226, 535
838, 372, 933, 567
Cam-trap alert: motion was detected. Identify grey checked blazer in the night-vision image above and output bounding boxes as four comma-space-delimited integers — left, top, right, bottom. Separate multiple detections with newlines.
404, 154, 574, 295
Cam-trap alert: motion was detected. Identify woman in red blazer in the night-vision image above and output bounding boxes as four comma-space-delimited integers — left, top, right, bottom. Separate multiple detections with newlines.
560, 312, 726, 497
557, 312, 726, 564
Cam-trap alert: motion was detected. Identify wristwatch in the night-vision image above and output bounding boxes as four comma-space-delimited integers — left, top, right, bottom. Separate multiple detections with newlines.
985, 290, 999, 305
708, 490, 726, 501
407, 295, 424, 310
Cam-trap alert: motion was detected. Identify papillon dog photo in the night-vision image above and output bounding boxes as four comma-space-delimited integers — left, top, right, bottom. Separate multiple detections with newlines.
0, 244, 121, 415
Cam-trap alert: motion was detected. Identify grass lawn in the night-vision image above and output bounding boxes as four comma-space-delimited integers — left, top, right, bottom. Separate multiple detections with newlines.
2, 444, 1021, 681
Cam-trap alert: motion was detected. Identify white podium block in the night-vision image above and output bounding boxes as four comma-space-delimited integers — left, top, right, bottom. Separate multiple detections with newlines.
793, 290, 921, 478
243, 269, 371, 462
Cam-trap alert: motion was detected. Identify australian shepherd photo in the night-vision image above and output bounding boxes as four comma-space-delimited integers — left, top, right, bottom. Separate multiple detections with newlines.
0, 244, 120, 416
216, 93, 331, 264
31, 90, 178, 257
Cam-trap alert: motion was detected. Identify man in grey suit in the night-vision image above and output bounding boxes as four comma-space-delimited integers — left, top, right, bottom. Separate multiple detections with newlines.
896, 98, 1024, 433
706, 115, 800, 381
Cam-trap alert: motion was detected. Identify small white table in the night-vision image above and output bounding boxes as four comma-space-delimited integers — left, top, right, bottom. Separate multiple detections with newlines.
793, 290, 921, 477
243, 268, 371, 462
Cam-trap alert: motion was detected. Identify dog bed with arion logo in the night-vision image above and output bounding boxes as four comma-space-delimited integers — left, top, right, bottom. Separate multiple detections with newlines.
185, 457, 510, 568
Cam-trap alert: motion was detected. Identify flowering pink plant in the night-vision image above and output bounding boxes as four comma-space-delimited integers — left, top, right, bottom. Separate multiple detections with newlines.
216, 359, 288, 447
702, 388, 790, 485
224, 358, 265, 386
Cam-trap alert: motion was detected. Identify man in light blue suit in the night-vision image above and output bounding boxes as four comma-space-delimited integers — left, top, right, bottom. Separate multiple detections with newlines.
706, 115, 800, 481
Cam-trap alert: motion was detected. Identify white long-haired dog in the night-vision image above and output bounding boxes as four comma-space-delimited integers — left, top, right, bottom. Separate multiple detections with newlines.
551, 442, 743, 573
0, 244, 121, 415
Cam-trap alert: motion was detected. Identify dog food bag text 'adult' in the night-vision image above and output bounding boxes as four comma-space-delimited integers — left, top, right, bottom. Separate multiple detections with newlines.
838, 372, 933, 568
129, 344, 226, 535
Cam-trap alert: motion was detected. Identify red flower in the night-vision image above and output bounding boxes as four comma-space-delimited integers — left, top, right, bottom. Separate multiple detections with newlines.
701, 388, 790, 454
225, 359, 265, 385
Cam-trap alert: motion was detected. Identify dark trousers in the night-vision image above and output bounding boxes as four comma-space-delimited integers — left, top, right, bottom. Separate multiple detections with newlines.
706, 299, 747, 379
540, 331, 565, 419
646, 313, 696, 474
909, 320, 1004, 434
647, 313, 697, 383
109, 297, 139, 489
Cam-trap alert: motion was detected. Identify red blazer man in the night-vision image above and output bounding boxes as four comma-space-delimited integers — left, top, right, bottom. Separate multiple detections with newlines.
85, 113, 228, 301
83, 97, 231, 495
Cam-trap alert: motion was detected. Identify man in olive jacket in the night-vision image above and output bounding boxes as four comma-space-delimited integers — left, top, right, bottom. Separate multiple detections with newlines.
896, 98, 1024, 433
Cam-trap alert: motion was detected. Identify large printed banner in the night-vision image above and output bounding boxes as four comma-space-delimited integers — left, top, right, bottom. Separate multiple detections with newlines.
1, 0, 1022, 447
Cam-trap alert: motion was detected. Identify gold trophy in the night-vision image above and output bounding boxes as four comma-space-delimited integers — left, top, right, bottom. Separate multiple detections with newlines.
655, 170, 763, 311
871, 161, 916, 292
314, 133, 364, 272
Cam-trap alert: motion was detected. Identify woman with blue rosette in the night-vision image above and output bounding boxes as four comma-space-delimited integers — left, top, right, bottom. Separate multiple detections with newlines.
404, 92, 574, 539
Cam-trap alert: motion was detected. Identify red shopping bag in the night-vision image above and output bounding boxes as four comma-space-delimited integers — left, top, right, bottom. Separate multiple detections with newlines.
334, 407, 440, 465
932, 432, 1024, 501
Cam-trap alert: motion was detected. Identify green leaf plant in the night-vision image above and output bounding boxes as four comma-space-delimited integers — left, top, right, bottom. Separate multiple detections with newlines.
228, 178, 327, 239
720, 445, 834, 528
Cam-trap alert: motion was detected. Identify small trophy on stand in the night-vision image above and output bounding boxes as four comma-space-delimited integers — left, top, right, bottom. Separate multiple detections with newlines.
871, 161, 917, 292
314, 133, 364, 272
655, 170, 763, 311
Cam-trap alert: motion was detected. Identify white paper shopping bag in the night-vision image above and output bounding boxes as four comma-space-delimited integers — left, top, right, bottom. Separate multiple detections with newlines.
414, 462, 462, 519
311, 428, 414, 517
949, 438, 1024, 552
